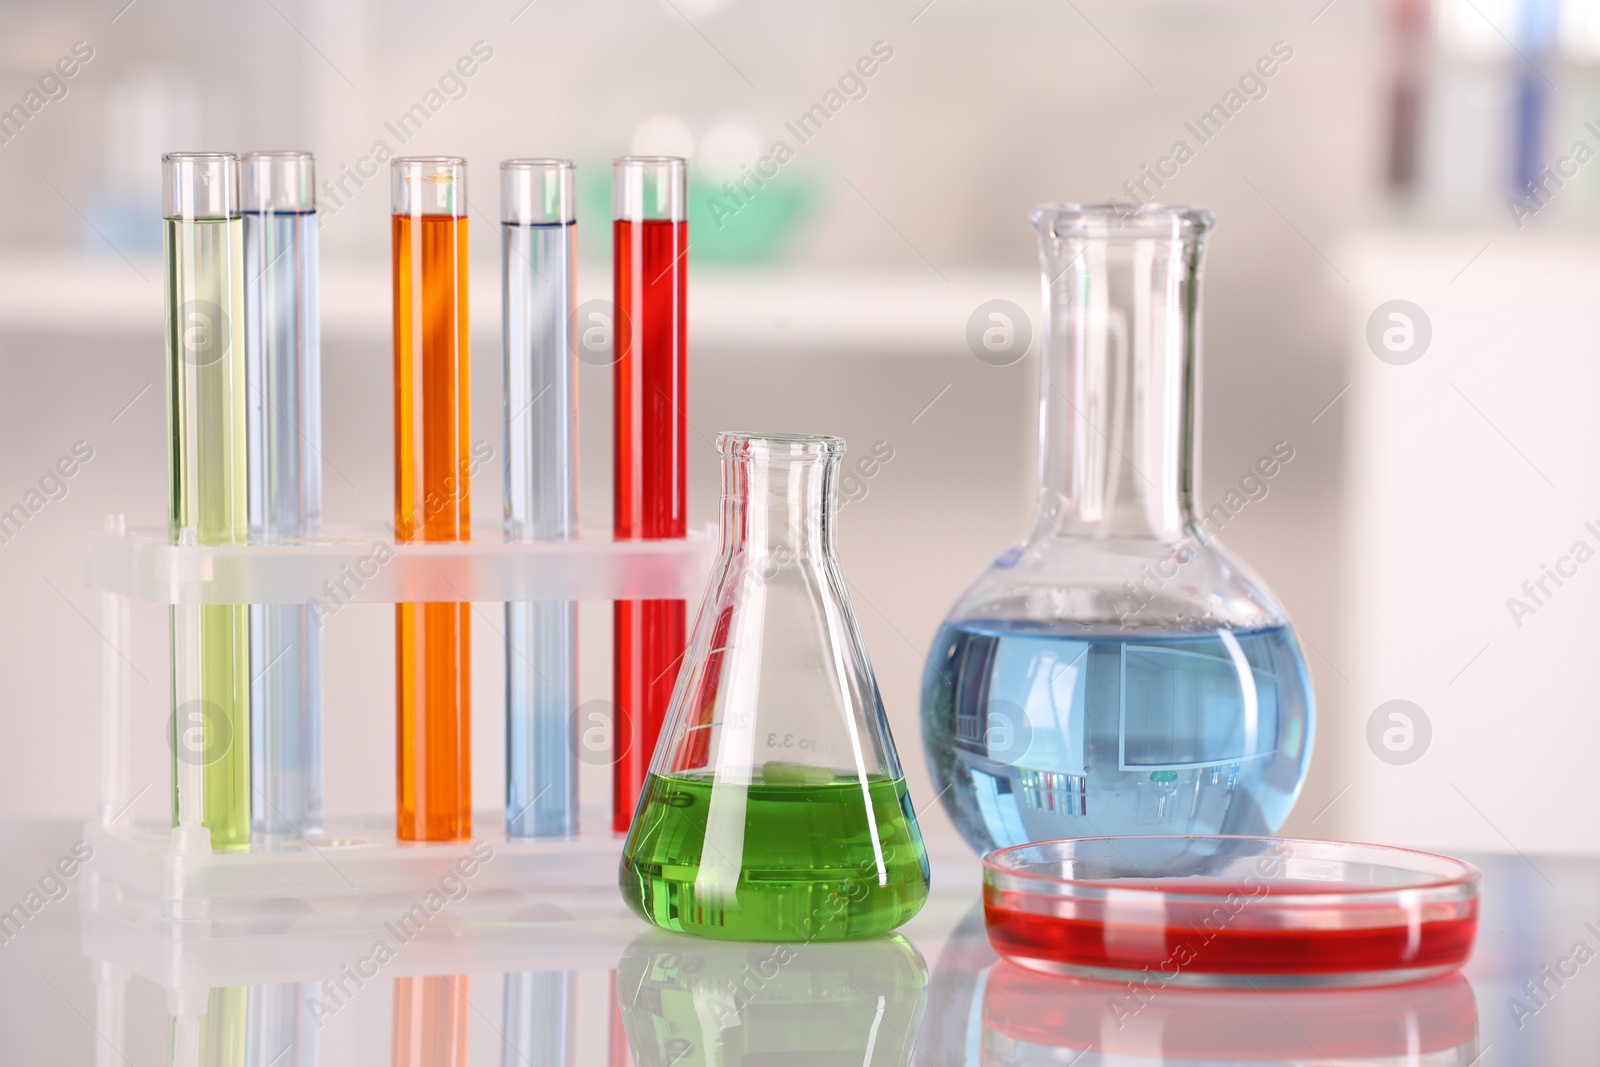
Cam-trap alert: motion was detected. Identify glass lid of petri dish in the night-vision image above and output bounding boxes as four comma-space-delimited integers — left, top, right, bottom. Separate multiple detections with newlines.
983, 835, 1480, 989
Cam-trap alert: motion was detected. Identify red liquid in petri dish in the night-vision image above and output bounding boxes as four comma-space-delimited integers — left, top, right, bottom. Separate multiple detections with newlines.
986, 879, 1479, 977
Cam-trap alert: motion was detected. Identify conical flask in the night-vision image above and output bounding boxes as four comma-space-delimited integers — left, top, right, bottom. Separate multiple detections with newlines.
921, 204, 1314, 855
620, 432, 929, 941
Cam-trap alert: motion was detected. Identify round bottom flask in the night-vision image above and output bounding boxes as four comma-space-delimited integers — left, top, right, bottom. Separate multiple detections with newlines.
921, 204, 1314, 856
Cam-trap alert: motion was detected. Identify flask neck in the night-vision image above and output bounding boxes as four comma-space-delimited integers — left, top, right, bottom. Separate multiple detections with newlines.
1030, 204, 1212, 543
720, 436, 838, 564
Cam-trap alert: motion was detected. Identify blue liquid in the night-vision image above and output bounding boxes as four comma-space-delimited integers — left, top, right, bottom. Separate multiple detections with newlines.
244, 208, 323, 840
503, 220, 579, 838
921, 622, 1312, 853
501, 971, 573, 1065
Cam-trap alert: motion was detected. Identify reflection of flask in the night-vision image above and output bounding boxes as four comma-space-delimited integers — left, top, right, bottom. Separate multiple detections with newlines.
915, 902, 997, 1067
980, 961, 1479, 1065
618, 929, 929, 1066
620, 433, 929, 941
922, 205, 1313, 855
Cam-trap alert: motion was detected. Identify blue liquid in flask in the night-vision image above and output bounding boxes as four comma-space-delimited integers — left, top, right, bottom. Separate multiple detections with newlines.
921, 621, 1313, 853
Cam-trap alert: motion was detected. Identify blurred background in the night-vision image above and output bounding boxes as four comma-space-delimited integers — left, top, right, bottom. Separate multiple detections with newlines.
0, 0, 1594, 855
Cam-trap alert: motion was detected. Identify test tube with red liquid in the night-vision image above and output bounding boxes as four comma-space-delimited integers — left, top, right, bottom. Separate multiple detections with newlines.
391, 156, 472, 842
612, 156, 688, 831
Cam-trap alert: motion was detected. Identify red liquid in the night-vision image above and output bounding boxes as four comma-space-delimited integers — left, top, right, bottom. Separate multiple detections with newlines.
985, 883, 1478, 977
613, 218, 688, 832
609, 968, 635, 1066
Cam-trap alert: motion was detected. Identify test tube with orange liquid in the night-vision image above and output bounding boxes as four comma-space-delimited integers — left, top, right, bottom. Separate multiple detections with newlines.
391, 156, 471, 842
392, 975, 469, 1066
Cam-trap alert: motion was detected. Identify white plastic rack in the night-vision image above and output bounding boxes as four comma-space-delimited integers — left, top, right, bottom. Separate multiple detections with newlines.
82, 516, 716, 921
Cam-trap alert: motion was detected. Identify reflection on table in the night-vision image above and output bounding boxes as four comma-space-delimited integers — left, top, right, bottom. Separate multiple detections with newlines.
617, 930, 929, 1066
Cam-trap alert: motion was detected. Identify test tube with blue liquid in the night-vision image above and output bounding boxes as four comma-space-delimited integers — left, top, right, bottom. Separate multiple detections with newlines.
500, 972, 573, 1066
242, 151, 324, 841
501, 159, 580, 839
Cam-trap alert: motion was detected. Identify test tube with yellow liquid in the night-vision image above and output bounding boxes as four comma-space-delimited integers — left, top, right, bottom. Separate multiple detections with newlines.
164, 152, 250, 852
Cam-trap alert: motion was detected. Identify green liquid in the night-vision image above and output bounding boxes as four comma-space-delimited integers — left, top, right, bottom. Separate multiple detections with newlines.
165, 216, 250, 851
620, 767, 930, 941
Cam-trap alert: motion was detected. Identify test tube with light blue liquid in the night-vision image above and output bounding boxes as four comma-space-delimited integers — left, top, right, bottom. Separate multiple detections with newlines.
246, 982, 317, 1065
502, 159, 579, 839
242, 151, 324, 841
501, 972, 573, 1066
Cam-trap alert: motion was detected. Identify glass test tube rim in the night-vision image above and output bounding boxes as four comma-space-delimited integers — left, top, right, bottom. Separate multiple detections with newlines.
1031, 201, 1215, 238
392, 156, 467, 217
503, 157, 577, 169
163, 152, 241, 219
613, 156, 686, 221
163, 150, 239, 164
243, 150, 316, 215
501, 158, 576, 225
717, 431, 846, 458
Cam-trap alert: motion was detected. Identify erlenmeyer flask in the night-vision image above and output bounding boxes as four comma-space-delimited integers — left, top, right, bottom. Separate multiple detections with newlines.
620, 432, 929, 941
921, 204, 1314, 855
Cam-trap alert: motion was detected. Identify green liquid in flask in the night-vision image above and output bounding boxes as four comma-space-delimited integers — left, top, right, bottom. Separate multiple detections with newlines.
620, 765, 930, 941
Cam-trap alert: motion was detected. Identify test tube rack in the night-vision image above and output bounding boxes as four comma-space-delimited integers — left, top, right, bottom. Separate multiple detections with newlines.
82, 514, 716, 922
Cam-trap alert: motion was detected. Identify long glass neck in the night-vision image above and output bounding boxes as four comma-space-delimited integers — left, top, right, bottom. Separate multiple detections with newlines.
720, 438, 838, 563
1031, 205, 1210, 543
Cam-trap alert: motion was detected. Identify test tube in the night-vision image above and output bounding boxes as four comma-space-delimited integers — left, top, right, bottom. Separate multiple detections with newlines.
242, 151, 324, 841
392, 157, 472, 842
392, 976, 469, 1067
502, 160, 579, 839
164, 152, 251, 852
246, 982, 317, 1065
500, 971, 574, 1066
168, 985, 246, 1066
612, 156, 688, 832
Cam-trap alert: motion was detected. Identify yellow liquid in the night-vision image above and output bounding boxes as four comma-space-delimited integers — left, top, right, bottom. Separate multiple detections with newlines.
165, 216, 249, 851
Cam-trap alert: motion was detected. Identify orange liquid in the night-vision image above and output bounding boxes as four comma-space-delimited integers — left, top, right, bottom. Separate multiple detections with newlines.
393, 213, 471, 842
392, 975, 469, 1065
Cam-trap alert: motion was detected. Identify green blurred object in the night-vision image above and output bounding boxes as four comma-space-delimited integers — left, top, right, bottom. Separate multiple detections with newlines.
619, 929, 929, 1067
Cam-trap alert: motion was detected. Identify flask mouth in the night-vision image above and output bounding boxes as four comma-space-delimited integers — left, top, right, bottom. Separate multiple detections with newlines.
1031, 202, 1215, 240
717, 432, 845, 459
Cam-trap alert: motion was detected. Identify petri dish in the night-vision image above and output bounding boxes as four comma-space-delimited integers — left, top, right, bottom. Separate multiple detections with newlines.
983, 835, 1480, 989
